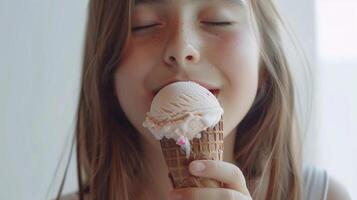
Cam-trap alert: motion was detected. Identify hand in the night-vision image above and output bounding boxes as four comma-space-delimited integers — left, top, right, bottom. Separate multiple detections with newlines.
168, 160, 252, 200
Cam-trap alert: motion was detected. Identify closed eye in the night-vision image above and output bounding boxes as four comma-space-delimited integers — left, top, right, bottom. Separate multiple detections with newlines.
131, 24, 160, 32
202, 21, 234, 26
131, 21, 234, 32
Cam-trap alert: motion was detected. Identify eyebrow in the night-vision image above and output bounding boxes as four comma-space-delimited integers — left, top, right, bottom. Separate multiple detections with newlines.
135, 0, 245, 6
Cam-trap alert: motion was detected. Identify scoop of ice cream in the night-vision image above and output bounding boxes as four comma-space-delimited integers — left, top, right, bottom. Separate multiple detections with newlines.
142, 81, 223, 156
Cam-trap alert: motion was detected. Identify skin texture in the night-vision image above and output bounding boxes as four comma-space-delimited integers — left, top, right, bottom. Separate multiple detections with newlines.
114, 0, 259, 154
113, 0, 259, 199
111, 0, 352, 200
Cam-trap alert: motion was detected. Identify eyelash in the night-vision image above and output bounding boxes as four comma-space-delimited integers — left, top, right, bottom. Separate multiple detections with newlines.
131, 24, 160, 32
203, 21, 233, 26
131, 22, 233, 32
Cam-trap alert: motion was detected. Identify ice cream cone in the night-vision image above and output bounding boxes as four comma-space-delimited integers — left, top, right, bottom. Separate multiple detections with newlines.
160, 116, 224, 188
142, 81, 224, 188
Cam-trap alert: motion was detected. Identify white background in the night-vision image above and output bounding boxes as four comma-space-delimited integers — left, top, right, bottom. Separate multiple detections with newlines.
315, 0, 357, 199
0, 1, 86, 199
0, 0, 355, 199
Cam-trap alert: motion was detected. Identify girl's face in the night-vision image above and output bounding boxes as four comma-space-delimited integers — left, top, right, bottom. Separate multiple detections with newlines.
114, 0, 260, 146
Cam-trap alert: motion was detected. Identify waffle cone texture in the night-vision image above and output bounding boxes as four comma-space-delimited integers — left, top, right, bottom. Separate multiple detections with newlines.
160, 117, 224, 188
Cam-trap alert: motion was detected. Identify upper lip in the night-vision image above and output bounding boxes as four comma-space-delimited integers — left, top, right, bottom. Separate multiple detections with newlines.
153, 79, 220, 96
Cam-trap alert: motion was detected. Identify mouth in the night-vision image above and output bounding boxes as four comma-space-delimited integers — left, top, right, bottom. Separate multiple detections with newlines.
152, 80, 221, 97
209, 89, 220, 97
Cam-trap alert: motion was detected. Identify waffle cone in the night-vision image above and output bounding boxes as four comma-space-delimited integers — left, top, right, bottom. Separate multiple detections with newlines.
160, 116, 224, 188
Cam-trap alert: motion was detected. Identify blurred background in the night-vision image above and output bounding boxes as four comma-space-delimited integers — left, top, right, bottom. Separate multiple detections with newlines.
0, 0, 356, 199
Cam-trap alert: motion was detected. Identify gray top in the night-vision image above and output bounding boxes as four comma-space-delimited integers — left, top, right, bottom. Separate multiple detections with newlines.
303, 166, 329, 200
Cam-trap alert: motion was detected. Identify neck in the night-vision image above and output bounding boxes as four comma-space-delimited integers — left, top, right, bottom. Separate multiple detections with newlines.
140, 129, 237, 199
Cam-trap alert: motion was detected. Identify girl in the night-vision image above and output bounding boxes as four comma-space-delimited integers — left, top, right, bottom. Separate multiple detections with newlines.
56, 0, 351, 199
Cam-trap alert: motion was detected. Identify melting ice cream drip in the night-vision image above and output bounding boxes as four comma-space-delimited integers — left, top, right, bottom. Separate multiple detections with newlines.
176, 135, 191, 158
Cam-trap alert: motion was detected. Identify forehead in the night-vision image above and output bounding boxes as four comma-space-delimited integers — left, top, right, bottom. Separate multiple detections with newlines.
135, 0, 246, 6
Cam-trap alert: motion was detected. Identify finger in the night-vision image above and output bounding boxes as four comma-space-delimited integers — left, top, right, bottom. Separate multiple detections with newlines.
170, 187, 251, 200
188, 160, 250, 196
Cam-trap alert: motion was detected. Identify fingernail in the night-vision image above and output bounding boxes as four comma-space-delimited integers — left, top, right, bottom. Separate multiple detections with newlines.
191, 161, 205, 172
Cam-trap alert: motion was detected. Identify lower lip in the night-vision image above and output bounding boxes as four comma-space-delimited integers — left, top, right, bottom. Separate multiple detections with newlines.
152, 89, 220, 97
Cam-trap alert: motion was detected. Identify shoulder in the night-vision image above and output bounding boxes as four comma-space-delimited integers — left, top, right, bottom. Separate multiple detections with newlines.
303, 165, 329, 197
327, 176, 351, 200
303, 166, 351, 200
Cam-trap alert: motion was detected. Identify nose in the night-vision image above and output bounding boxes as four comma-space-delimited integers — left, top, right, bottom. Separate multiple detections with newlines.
163, 25, 200, 68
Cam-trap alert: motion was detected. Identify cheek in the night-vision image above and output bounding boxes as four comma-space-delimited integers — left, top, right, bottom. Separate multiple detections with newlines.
219, 30, 259, 93
115, 38, 159, 105
214, 31, 260, 133
116, 50, 148, 104
113, 46, 155, 137
114, 68, 147, 126
216, 30, 259, 68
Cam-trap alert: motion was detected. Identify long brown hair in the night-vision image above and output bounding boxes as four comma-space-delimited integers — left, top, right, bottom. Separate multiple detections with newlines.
55, 0, 303, 199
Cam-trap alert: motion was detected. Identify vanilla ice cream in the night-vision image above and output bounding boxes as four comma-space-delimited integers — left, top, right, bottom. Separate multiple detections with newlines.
142, 81, 223, 157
